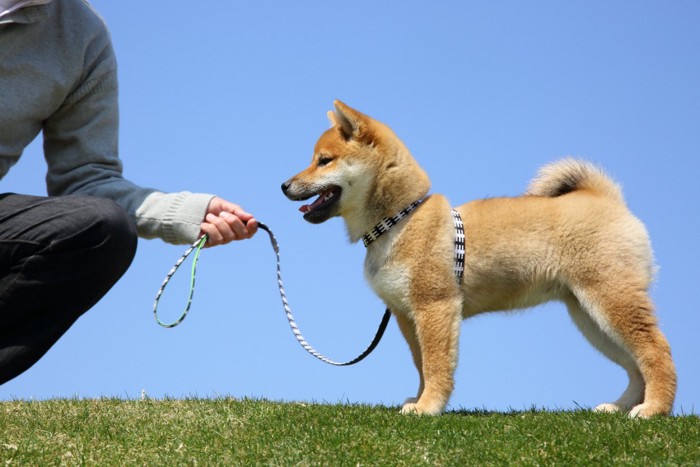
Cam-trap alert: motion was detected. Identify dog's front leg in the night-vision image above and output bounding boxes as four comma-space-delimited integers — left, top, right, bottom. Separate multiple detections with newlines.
394, 312, 424, 405
400, 299, 461, 415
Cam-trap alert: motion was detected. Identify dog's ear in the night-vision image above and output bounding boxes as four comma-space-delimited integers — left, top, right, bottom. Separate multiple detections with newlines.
328, 100, 370, 141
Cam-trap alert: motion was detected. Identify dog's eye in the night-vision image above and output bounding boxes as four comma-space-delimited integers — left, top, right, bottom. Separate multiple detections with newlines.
317, 156, 334, 167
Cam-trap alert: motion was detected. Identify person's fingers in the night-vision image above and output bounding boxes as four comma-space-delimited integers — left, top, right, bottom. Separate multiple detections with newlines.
244, 218, 259, 238
220, 211, 248, 239
200, 197, 259, 245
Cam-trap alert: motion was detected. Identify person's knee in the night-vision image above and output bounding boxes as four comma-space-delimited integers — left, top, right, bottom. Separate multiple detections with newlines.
57, 198, 137, 321
0, 196, 139, 330
72, 197, 138, 278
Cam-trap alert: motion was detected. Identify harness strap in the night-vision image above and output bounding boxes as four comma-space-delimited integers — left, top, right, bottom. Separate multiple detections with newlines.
362, 199, 423, 247
451, 209, 465, 284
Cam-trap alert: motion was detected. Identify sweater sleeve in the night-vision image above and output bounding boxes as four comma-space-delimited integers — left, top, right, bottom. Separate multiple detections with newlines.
135, 191, 215, 244
41, 4, 213, 245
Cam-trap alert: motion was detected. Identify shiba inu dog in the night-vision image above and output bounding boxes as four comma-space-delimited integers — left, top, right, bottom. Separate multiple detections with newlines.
281, 100, 676, 417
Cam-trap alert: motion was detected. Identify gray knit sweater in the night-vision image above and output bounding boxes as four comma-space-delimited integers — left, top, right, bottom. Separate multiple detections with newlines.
0, 0, 213, 244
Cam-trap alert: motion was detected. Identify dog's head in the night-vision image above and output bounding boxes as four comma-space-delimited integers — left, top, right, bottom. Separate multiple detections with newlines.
282, 100, 430, 239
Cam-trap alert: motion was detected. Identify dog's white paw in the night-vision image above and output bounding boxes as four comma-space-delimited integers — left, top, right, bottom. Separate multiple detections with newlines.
400, 402, 419, 415
400, 399, 443, 415
594, 403, 622, 414
629, 403, 667, 419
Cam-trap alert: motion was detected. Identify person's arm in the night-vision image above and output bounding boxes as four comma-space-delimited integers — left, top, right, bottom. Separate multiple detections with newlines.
41, 5, 255, 245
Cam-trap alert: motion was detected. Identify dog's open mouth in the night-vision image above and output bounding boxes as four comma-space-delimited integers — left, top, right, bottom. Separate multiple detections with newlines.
299, 186, 342, 222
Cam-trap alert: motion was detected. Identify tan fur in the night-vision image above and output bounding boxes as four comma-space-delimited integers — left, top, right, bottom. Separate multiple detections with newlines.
282, 100, 676, 417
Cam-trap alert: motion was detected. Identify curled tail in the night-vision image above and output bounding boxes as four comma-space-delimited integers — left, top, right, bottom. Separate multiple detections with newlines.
526, 158, 624, 203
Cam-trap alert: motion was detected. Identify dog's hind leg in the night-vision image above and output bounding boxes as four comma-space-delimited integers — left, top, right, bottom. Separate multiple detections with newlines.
394, 312, 424, 405
565, 296, 645, 413
567, 289, 676, 417
400, 298, 462, 415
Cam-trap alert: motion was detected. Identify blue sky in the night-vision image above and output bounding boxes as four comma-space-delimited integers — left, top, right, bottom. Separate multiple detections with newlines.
2, 1, 698, 415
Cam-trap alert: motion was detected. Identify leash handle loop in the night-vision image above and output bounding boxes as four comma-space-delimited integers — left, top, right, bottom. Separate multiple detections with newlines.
153, 234, 208, 328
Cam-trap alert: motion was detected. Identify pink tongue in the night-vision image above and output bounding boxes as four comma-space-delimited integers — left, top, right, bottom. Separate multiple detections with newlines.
299, 189, 332, 214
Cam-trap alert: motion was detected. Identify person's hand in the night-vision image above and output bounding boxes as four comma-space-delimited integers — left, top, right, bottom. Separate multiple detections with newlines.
200, 197, 258, 246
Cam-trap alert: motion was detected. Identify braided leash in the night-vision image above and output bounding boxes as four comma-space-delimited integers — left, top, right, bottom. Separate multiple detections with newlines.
259, 223, 392, 365
153, 222, 391, 366
153, 205, 464, 365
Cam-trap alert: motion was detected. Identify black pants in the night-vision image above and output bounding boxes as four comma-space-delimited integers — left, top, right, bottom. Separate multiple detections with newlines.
0, 194, 137, 384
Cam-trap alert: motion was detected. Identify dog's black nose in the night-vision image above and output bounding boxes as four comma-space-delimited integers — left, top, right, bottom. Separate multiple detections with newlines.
281, 181, 291, 194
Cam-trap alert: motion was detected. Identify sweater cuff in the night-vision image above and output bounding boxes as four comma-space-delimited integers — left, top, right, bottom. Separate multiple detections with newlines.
135, 191, 215, 245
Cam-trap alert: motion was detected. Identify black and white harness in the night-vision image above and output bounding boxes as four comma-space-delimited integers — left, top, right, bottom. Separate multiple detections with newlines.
361, 198, 465, 284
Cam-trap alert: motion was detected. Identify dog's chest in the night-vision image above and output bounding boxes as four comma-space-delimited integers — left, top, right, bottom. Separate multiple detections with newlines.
364, 239, 413, 315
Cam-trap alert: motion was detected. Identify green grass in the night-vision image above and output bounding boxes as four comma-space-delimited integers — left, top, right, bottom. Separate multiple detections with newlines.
1, 398, 698, 465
